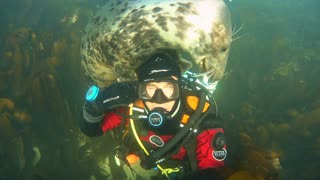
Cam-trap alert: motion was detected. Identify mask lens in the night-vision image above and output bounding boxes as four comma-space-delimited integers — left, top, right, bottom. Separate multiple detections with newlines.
139, 81, 179, 101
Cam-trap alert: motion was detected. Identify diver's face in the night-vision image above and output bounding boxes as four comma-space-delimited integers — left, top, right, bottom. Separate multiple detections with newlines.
145, 99, 175, 112
144, 81, 176, 112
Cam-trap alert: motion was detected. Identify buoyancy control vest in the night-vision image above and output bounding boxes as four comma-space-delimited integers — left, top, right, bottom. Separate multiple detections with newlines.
125, 90, 214, 178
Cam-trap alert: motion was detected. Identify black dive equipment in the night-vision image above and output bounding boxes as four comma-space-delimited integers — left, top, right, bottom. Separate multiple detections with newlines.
132, 51, 220, 171
147, 107, 168, 127
136, 70, 219, 170
85, 82, 138, 112
140, 91, 211, 170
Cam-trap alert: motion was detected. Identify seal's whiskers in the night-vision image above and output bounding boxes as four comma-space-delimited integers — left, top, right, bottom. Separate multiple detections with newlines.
232, 24, 244, 36
190, 68, 217, 85
232, 24, 246, 42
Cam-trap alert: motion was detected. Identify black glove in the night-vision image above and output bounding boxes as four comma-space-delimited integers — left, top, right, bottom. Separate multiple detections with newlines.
85, 81, 138, 114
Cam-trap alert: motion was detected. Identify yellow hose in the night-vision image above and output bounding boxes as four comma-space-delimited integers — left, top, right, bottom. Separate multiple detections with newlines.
129, 104, 169, 177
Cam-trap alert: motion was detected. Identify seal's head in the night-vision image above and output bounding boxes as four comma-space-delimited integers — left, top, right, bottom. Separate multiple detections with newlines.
177, 0, 232, 84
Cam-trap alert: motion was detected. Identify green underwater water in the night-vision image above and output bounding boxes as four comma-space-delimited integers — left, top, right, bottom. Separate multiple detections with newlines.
0, 0, 319, 179
216, 0, 320, 179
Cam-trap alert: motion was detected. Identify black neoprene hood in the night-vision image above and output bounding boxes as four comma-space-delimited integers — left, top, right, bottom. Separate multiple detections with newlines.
136, 51, 181, 82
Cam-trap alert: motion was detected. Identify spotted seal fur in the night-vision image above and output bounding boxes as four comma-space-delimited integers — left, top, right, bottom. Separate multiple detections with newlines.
81, 0, 232, 88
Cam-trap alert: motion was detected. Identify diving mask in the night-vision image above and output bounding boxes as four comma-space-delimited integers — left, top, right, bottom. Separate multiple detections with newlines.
138, 80, 180, 103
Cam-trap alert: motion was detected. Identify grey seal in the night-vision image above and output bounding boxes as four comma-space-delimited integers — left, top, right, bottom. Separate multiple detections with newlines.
81, 0, 232, 88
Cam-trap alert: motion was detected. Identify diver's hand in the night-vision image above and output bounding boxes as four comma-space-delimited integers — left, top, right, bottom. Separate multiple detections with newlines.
85, 82, 137, 114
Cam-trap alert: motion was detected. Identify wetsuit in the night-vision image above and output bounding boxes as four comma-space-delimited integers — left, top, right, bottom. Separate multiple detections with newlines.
79, 88, 227, 179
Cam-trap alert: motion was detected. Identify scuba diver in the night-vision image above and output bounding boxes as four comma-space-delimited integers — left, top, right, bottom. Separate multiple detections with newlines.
79, 50, 227, 179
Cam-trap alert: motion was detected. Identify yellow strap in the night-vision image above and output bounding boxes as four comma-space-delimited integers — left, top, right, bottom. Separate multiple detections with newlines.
162, 167, 180, 174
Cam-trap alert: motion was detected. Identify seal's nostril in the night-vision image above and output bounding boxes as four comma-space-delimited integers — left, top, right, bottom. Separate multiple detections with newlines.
221, 47, 228, 52
199, 57, 207, 71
